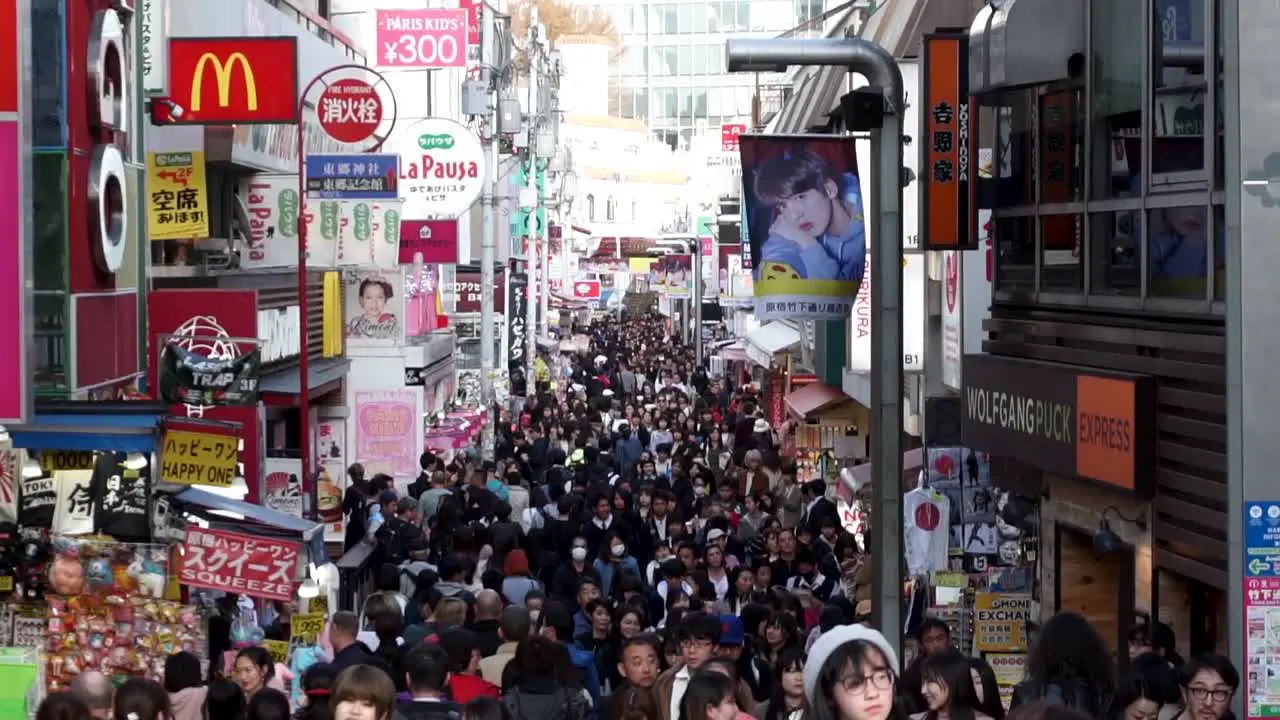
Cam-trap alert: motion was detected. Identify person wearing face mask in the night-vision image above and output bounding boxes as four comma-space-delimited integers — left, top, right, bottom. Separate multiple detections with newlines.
551, 537, 600, 608
592, 530, 641, 598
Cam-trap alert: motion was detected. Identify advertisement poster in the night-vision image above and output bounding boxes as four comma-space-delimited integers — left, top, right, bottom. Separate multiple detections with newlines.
507, 272, 529, 373
941, 250, 962, 389
973, 593, 1033, 652
1246, 577, 1280, 717
316, 419, 347, 541
662, 255, 691, 298
354, 390, 418, 477
986, 653, 1026, 709
344, 268, 404, 345
374, 9, 469, 69
262, 457, 303, 518
239, 175, 402, 270
147, 151, 210, 240
739, 136, 867, 320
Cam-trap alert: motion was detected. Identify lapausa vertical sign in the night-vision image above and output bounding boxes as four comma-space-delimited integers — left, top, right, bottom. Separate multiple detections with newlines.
920, 32, 975, 250
507, 272, 528, 373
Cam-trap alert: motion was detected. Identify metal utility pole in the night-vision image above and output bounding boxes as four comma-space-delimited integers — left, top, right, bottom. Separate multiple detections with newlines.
725, 36, 905, 650
479, 0, 500, 459
524, 13, 541, 398
539, 109, 557, 340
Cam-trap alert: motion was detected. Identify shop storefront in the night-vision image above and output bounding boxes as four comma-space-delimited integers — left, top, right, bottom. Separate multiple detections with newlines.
446, 267, 507, 408
955, 353, 1212, 657
147, 276, 349, 506
784, 381, 868, 482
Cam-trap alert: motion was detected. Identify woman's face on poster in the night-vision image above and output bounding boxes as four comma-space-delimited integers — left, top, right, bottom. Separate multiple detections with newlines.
776, 179, 837, 237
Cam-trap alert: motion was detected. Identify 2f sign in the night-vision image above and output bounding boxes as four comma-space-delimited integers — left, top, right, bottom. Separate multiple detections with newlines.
376, 9, 468, 69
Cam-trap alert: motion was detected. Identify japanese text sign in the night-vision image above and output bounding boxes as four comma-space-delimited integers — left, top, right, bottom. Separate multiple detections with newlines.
508, 272, 528, 369
1246, 576, 1280, 716
160, 428, 238, 487
180, 527, 300, 602
263, 640, 290, 664
920, 33, 975, 250
305, 154, 400, 200
317, 79, 384, 144
1246, 502, 1280, 577
452, 271, 504, 313
721, 123, 745, 152
376, 9, 468, 69
167, 37, 300, 125
973, 592, 1033, 652
147, 152, 210, 240
399, 220, 459, 264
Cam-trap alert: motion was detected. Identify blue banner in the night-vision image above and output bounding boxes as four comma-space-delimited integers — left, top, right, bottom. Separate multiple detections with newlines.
305, 153, 400, 200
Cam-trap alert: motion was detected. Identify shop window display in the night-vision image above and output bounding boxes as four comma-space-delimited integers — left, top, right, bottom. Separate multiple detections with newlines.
1147, 205, 1212, 298
901, 447, 1041, 705
1150, 0, 1208, 179
1089, 210, 1143, 295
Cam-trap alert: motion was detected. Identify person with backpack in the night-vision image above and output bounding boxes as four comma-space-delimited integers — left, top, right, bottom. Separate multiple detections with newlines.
502, 636, 593, 720
400, 643, 463, 720
1009, 611, 1116, 717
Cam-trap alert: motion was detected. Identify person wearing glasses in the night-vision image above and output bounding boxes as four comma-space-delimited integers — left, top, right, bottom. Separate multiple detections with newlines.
803, 625, 904, 720
1173, 655, 1238, 720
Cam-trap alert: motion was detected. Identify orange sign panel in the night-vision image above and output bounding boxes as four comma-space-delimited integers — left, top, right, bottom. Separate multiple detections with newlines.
167, 37, 299, 125
921, 33, 974, 251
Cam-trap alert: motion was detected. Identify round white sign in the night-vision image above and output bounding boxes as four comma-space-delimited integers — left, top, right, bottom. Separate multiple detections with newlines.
386, 117, 486, 219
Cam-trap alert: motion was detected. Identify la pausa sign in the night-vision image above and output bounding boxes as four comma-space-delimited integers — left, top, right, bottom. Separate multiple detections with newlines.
394, 118, 487, 219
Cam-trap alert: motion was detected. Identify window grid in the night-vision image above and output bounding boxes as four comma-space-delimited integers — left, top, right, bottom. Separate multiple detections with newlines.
990, 0, 1223, 313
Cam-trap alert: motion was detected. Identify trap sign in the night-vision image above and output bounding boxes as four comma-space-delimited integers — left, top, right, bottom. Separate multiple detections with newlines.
973, 593, 1033, 652
318, 78, 383, 144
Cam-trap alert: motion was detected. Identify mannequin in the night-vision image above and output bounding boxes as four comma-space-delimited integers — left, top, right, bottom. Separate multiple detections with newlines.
404, 252, 440, 336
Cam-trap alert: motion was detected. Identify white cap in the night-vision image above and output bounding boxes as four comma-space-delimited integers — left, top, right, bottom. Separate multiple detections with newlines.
803, 625, 900, 704
706, 528, 726, 542
753, 418, 771, 434
602, 389, 615, 397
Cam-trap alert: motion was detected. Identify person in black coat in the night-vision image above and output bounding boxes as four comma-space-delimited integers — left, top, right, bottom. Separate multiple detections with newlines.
799, 479, 841, 539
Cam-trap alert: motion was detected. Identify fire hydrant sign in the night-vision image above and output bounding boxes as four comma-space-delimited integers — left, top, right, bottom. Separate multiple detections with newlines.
180, 527, 300, 602
161, 429, 238, 487
375, 9, 468, 69
317, 78, 383, 144
973, 592, 1033, 652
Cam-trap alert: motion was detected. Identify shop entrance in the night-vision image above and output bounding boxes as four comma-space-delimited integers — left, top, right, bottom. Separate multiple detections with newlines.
1055, 524, 1135, 663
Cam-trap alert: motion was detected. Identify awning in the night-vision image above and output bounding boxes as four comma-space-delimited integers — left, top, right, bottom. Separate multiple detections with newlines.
785, 382, 853, 419
745, 321, 801, 367
9, 409, 165, 452
172, 486, 322, 541
260, 358, 350, 400
845, 446, 926, 490
714, 340, 749, 362
969, 0, 1084, 93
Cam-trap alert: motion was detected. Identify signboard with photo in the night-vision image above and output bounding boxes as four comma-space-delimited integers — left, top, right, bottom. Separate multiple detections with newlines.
343, 268, 405, 346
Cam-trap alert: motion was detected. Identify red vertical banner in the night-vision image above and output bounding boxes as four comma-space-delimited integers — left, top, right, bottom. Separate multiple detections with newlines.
768, 371, 786, 429
920, 33, 974, 250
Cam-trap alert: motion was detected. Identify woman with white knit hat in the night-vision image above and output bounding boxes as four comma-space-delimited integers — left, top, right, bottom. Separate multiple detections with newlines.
804, 625, 908, 720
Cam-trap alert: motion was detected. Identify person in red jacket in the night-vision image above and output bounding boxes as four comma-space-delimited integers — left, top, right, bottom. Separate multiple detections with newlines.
436, 627, 501, 703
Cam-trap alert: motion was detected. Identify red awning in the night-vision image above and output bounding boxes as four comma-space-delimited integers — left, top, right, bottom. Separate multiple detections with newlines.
784, 382, 852, 419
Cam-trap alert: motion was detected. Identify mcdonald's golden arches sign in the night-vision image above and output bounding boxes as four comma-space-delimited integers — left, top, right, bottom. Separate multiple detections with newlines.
167, 37, 300, 124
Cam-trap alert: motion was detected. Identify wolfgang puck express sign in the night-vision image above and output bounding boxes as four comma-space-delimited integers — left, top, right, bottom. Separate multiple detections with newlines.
959, 355, 1155, 495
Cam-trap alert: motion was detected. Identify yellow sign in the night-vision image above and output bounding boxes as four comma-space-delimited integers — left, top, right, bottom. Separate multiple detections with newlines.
973, 592, 1034, 652
38, 451, 97, 473
147, 152, 211, 241
160, 429, 238, 487
191, 53, 257, 111
986, 653, 1026, 709
309, 595, 329, 617
263, 639, 290, 665
291, 613, 325, 643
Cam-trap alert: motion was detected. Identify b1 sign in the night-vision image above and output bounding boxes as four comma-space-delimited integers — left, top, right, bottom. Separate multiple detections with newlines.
376, 9, 468, 69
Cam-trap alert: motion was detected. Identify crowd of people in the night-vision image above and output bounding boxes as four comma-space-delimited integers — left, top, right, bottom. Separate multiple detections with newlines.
31, 313, 1244, 720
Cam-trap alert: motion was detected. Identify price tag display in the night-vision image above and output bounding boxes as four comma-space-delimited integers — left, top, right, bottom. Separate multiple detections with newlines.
291, 613, 326, 643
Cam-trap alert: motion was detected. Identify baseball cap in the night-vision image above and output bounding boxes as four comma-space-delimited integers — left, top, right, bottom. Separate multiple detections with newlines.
719, 615, 745, 646
377, 490, 398, 504
706, 528, 726, 542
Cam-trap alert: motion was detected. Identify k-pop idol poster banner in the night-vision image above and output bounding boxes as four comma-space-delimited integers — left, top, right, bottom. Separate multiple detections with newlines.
739, 136, 868, 320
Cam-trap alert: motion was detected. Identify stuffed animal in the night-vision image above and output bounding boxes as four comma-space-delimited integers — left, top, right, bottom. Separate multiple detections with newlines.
127, 549, 165, 598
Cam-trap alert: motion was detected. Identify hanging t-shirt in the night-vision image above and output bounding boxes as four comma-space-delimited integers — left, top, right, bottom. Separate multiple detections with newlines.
52, 474, 96, 536
903, 487, 950, 577
17, 475, 55, 529
94, 468, 150, 542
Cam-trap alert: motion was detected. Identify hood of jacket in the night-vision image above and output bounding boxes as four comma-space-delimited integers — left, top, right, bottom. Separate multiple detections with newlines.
170, 686, 208, 720
398, 699, 463, 720
436, 581, 471, 598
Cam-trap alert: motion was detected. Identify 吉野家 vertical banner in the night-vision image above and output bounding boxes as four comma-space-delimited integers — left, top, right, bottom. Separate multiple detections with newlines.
738, 135, 867, 321
920, 32, 975, 251
147, 152, 211, 240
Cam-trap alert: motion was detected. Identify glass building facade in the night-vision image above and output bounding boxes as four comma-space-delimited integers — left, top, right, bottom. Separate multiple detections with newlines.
589, 0, 827, 149
983, 0, 1223, 311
